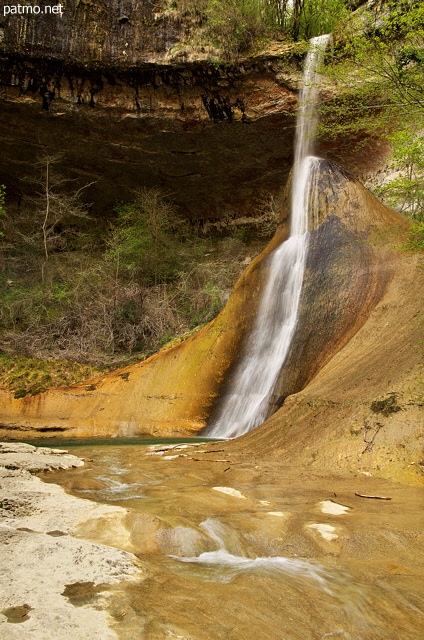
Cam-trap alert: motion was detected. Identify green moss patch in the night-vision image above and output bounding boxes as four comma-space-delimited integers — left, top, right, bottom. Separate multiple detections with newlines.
0, 355, 102, 399
370, 393, 402, 417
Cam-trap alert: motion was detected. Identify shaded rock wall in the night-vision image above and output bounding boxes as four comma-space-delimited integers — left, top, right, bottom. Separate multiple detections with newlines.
0, 93, 297, 220
0, 2, 390, 219
0, 0, 179, 65
0, 0, 303, 218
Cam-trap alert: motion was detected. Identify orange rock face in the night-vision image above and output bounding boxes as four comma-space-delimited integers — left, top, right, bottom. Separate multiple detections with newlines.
0, 224, 286, 439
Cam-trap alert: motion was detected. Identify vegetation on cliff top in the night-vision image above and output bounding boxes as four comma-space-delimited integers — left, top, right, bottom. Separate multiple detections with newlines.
285, 0, 422, 262
165, 0, 350, 59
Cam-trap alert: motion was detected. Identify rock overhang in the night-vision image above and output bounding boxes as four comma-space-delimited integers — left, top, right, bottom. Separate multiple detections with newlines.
0, 2, 386, 220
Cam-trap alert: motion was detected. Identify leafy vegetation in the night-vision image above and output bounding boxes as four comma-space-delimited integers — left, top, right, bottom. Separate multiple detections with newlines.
0, 354, 102, 399
370, 393, 402, 417
317, 1, 424, 237
290, 0, 349, 41
106, 188, 181, 287
6, 156, 93, 283
0, 158, 276, 391
0, 185, 5, 217
167, 0, 349, 59
0, 185, 5, 243
322, 2, 424, 134
375, 129, 424, 220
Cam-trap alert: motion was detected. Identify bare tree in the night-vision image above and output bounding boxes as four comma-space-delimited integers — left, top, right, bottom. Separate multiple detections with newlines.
18, 155, 95, 282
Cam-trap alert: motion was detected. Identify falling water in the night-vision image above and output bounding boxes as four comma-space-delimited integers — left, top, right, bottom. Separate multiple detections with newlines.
204, 35, 329, 439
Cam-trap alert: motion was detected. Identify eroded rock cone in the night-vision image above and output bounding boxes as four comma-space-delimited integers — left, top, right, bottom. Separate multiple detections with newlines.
267, 158, 404, 416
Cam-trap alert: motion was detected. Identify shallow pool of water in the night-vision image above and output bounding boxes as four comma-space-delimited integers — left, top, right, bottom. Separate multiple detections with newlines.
15, 436, 221, 448
44, 442, 424, 640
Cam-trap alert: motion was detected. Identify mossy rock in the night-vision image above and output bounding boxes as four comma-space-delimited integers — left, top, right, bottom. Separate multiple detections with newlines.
370, 394, 402, 416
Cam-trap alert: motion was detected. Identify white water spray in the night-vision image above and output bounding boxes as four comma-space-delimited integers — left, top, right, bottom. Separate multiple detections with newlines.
169, 517, 372, 637
171, 518, 338, 592
204, 35, 329, 439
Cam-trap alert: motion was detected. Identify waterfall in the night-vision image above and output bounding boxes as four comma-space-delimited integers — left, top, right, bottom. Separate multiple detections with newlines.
204, 34, 330, 439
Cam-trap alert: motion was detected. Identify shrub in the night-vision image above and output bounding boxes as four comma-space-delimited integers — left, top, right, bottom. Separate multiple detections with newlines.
105, 188, 181, 287
0, 178, 268, 372
375, 129, 424, 220
169, 0, 349, 60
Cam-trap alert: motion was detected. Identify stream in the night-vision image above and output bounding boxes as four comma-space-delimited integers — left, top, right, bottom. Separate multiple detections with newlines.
37, 437, 424, 640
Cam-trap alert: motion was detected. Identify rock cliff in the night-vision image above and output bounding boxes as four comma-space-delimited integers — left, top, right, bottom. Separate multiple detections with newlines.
0, 1, 386, 220
0, 0, 303, 218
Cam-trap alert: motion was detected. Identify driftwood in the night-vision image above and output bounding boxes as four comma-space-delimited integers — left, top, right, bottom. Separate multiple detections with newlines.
187, 458, 233, 463
362, 421, 383, 454
355, 492, 392, 500
194, 450, 225, 455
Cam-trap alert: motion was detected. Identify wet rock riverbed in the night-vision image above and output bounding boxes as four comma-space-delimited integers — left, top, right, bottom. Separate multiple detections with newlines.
37, 439, 424, 640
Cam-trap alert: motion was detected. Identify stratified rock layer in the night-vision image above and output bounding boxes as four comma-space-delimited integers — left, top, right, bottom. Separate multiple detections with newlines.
0, 0, 303, 218
0, 160, 405, 438
0, 1, 389, 219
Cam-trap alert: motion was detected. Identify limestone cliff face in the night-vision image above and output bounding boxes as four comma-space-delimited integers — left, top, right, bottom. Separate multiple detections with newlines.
0, 0, 303, 218
0, 162, 405, 439
0, 2, 388, 220
0, 0, 180, 65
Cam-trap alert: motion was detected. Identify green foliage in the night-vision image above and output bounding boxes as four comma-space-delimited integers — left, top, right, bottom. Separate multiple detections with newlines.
0, 354, 101, 398
0, 185, 5, 217
405, 221, 424, 251
1, 156, 92, 282
290, 0, 349, 41
317, 2, 424, 234
0, 170, 269, 371
322, 2, 424, 138
175, 256, 241, 328
202, 0, 267, 59
375, 129, 424, 220
0, 185, 5, 241
170, 0, 349, 60
106, 188, 180, 286
370, 393, 401, 416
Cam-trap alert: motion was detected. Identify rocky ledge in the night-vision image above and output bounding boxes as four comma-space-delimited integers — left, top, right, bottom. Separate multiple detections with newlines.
0, 442, 145, 640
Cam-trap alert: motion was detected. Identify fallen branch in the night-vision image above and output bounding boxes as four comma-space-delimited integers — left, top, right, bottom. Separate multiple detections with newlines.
355, 492, 392, 500
193, 450, 225, 455
362, 421, 383, 454
151, 443, 209, 453
186, 458, 233, 463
